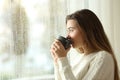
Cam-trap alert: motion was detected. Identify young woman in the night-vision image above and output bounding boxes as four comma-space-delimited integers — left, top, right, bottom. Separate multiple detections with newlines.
50, 9, 119, 80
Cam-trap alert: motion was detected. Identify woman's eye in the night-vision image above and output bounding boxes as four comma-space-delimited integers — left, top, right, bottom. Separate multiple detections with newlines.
69, 29, 74, 32
67, 27, 75, 33
67, 29, 73, 33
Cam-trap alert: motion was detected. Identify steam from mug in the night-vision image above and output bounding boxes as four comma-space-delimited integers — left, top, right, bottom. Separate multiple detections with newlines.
58, 36, 72, 49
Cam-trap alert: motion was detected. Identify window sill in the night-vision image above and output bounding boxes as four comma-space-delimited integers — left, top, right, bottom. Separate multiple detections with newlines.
11, 75, 54, 80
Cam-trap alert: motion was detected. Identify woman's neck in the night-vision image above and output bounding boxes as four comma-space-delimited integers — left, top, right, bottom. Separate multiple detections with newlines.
77, 44, 99, 54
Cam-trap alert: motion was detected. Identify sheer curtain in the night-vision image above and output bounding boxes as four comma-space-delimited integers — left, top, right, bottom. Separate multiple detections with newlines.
0, 0, 119, 80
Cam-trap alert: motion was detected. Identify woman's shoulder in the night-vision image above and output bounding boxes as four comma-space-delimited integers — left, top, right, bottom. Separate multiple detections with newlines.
95, 51, 113, 59
93, 50, 114, 65
83, 50, 113, 61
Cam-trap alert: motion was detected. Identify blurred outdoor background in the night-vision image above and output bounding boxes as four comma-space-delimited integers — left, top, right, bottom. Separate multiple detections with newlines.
0, 0, 120, 80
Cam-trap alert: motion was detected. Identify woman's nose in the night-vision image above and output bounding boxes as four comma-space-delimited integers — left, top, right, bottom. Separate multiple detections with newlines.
66, 35, 71, 39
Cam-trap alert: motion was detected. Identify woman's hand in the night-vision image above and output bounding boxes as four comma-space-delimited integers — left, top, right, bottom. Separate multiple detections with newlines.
50, 39, 71, 63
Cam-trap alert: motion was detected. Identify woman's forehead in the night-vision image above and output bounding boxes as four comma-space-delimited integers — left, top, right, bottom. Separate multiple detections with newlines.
67, 20, 79, 27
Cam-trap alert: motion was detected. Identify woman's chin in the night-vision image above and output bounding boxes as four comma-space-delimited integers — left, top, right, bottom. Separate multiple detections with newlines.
71, 44, 76, 48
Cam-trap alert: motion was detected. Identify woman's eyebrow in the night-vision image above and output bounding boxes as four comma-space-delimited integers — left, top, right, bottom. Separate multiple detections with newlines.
67, 27, 76, 29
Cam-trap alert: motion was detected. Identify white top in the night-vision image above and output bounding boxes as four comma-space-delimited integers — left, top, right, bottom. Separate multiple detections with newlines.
54, 50, 114, 80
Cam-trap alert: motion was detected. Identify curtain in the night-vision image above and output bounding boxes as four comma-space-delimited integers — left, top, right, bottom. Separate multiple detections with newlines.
0, 0, 119, 79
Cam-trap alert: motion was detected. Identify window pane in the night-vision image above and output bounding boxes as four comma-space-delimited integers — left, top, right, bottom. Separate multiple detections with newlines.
0, 0, 67, 79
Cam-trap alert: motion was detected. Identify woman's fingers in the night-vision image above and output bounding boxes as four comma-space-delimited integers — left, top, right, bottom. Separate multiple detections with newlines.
50, 39, 69, 58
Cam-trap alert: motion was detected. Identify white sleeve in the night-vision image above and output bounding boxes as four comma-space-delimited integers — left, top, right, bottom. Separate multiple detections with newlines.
54, 63, 62, 80
56, 57, 77, 80
83, 52, 114, 80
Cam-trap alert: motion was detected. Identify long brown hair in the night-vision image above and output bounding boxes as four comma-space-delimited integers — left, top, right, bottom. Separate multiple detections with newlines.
66, 9, 119, 80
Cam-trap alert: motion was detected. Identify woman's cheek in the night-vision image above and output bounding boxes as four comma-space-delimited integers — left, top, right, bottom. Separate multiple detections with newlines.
70, 34, 78, 47
73, 32, 82, 48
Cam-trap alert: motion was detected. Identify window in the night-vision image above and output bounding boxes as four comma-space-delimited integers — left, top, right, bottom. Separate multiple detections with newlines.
0, 0, 67, 79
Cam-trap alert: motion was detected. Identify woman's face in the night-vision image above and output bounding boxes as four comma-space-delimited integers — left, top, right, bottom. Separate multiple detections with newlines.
66, 20, 85, 49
